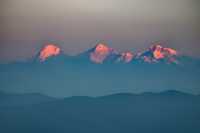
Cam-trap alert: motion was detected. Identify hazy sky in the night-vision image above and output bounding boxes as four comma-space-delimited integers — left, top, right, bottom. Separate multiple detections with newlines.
0, 0, 199, 62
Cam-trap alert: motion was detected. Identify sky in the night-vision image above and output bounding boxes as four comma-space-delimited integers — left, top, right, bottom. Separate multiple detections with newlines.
0, 0, 199, 62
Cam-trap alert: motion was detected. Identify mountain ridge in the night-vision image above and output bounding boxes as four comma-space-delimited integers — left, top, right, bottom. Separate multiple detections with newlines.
0, 42, 200, 97
1, 42, 199, 66
0, 89, 199, 133
0, 90, 197, 99
32, 42, 180, 64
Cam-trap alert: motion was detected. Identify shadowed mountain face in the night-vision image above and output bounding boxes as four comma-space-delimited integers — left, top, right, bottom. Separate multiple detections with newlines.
0, 43, 200, 97
0, 91, 199, 133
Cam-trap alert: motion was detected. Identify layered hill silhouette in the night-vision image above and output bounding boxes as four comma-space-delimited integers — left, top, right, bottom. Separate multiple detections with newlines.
0, 91, 56, 107
0, 90, 199, 133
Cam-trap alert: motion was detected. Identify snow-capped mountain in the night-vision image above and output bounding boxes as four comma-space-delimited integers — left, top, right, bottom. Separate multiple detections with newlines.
36, 42, 178, 64
38, 44, 62, 61
136, 43, 178, 64
117, 51, 134, 63
0, 42, 199, 97
78, 43, 121, 64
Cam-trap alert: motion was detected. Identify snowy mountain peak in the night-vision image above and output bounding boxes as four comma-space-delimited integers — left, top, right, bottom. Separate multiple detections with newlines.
150, 44, 177, 59
137, 43, 178, 64
118, 52, 134, 63
39, 44, 61, 61
90, 43, 118, 64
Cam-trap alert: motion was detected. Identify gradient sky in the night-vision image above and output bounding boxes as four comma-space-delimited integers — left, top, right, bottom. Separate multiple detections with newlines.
0, 0, 199, 62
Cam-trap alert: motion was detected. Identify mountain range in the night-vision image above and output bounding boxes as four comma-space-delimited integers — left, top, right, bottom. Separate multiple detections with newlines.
37, 42, 179, 64
0, 42, 200, 97
33, 42, 200, 67
0, 90, 199, 133
0, 41, 199, 133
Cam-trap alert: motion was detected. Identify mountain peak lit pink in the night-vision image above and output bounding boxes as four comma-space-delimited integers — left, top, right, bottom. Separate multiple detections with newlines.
39, 44, 61, 61
150, 44, 177, 59
137, 43, 178, 64
119, 52, 134, 63
90, 43, 113, 63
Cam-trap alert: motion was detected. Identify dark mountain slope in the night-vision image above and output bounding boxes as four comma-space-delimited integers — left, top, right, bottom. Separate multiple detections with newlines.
0, 91, 57, 107
0, 91, 199, 133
